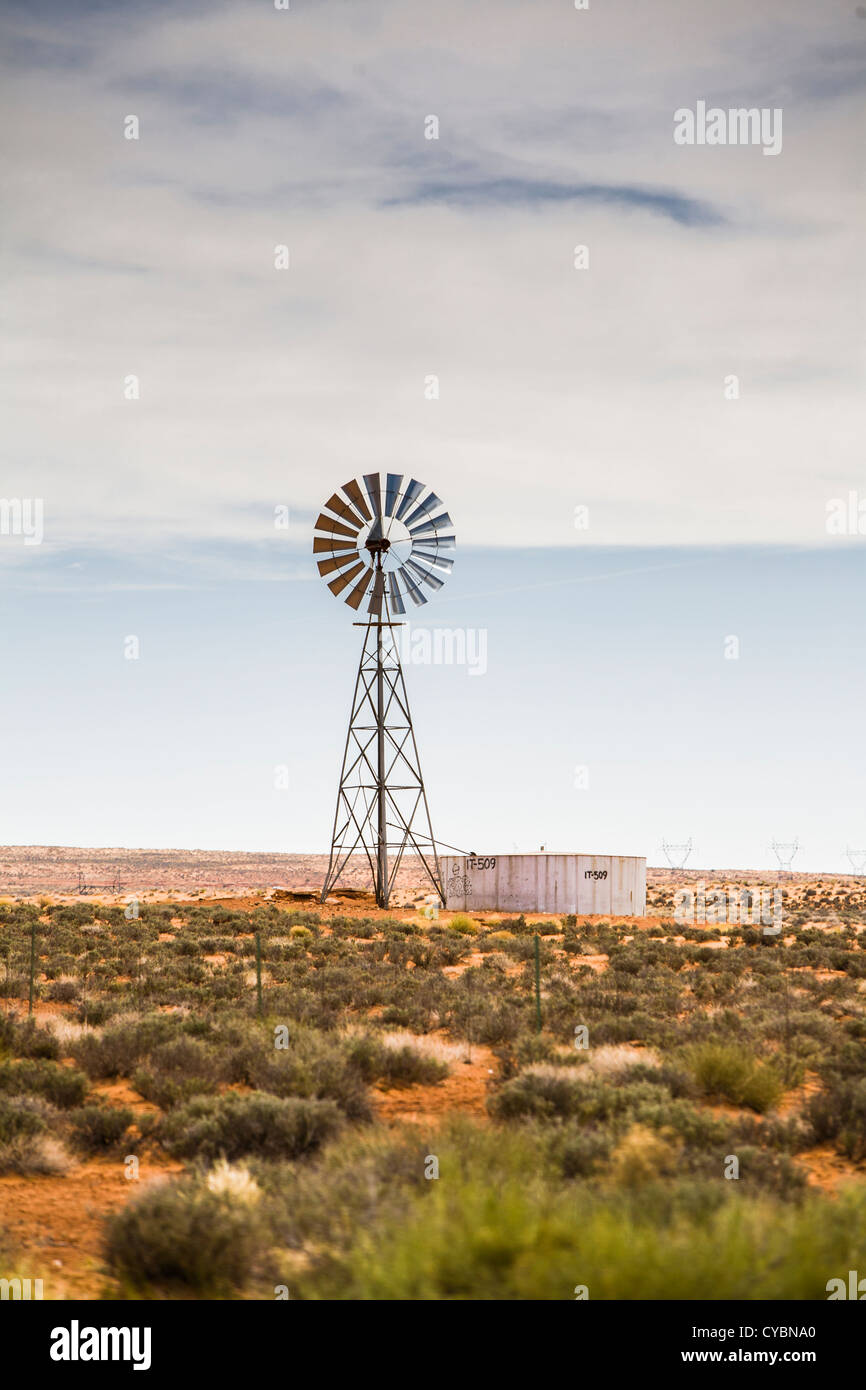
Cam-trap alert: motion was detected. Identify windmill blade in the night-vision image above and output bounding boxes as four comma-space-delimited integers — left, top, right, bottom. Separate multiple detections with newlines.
406, 558, 445, 591
394, 477, 424, 521
404, 493, 442, 529
341, 478, 372, 522
388, 572, 406, 615
409, 511, 452, 538
418, 534, 455, 549
313, 536, 357, 554
397, 565, 427, 606
384, 473, 403, 518
324, 493, 364, 530
315, 513, 359, 541
328, 561, 366, 597
363, 473, 382, 520
413, 548, 455, 571
345, 567, 374, 610
318, 550, 361, 577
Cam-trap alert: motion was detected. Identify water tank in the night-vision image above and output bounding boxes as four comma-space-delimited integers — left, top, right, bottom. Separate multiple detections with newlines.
440, 852, 646, 916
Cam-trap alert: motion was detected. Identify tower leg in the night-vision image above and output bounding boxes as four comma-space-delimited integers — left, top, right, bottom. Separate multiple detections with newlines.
375, 619, 388, 906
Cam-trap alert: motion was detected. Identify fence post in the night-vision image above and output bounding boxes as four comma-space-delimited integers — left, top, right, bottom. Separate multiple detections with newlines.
28, 922, 36, 1015
255, 932, 263, 1017
534, 932, 542, 1033
465, 967, 473, 1065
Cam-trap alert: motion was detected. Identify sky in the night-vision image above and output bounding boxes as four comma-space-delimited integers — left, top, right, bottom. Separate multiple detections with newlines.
0, 0, 863, 871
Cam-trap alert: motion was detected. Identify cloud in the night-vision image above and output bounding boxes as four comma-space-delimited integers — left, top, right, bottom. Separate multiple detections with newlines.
0, 0, 861, 573
382, 177, 723, 226
110, 69, 350, 127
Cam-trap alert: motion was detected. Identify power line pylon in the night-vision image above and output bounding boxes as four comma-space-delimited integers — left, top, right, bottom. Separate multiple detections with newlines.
661, 837, 693, 870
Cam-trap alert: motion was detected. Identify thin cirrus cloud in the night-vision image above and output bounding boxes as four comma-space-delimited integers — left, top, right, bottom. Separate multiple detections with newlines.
381, 177, 724, 226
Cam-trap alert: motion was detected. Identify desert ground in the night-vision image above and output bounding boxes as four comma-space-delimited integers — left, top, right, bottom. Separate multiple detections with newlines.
0, 846, 426, 900
1, 851, 865, 1300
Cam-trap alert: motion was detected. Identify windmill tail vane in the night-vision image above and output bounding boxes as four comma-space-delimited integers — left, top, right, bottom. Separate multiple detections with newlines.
313, 473, 454, 909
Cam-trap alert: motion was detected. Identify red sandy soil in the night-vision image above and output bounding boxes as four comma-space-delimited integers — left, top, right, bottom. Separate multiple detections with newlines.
0, 1155, 184, 1300
797, 1145, 862, 1194
373, 1045, 497, 1126
0, 848, 430, 899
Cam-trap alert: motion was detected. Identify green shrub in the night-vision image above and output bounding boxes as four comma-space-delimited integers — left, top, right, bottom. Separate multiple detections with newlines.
4, 1017, 60, 1061
131, 1036, 220, 1110
449, 914, 478, 936
68, 1105, 134, 1153
252, 1126, 429, 1254
0, 1133, 69, 1175
0, 1095, 68, 1175
514, 1036, 555, 1066
635, 1097, 732, 1150
609, 1124, 680, 1188
807, 1077, 866, 1161
729, 1145, 809, 1200
230, 1027, 372, 1121
300, 1165, 866, 1300
489, 1069, 588, 1121
0, 1013, 16, 1057
552, 1125, 612, 1178
454, 998, 523, 1045
158, 1092, 341, 1163
684, 1043, 783, 1114
47, 980, 79, 1003
105, 1177, 264, 1295
0, 1059, 89, 1109
0, 1093, 53, 1142
70, 1014, 184, 1079
76, 998, 117, 1027
346, 1036, 448, 1089
733, 1067, 785, 1114
628, 1063, 696, 1097
380, 1005, 412, 1027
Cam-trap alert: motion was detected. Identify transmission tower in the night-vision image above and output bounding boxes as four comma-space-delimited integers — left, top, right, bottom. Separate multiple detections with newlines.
772, 839, 800, 875
661, 837, 693, 870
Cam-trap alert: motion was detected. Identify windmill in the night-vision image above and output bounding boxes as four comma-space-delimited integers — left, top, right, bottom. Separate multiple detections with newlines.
314, 473, 455, 908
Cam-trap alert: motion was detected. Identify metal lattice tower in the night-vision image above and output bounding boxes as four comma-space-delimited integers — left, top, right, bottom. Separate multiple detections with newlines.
661, 837, 693, 870
314, 473, 454, 908
77, 869, 121, 896
844, 848, 866, 876
772, 839, 800, 873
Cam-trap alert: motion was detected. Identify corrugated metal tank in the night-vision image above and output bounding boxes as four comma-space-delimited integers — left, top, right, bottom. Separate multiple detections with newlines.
440, 853, 646, 916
